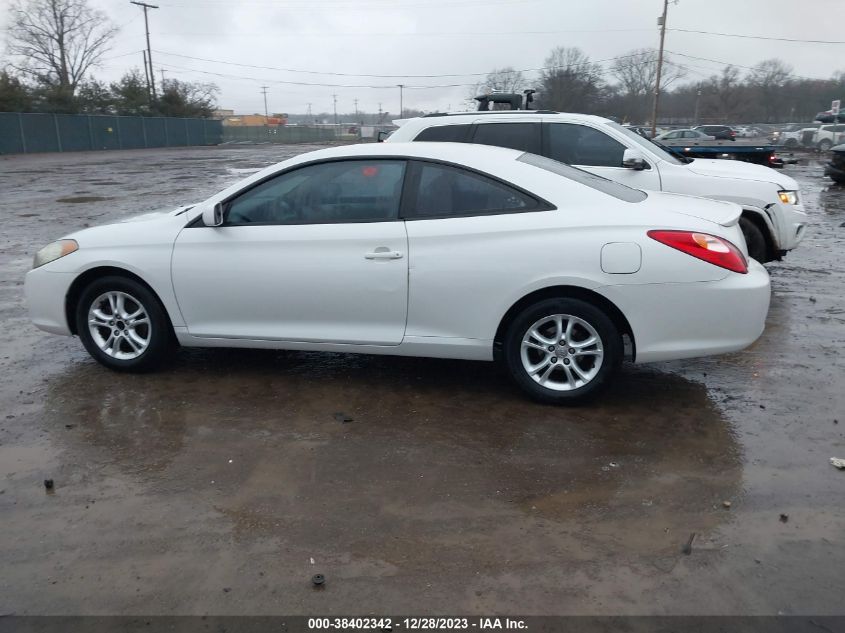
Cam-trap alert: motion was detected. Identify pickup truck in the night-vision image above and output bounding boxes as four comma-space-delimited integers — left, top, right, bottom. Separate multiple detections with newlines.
656, 137, 782, 167
387, 110, 807, 263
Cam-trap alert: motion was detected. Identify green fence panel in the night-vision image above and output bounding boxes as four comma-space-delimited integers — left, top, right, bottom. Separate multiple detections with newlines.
56, 114, 90, 152
117, 117, 146, 149
0, 113, 26, 154
143, 118, 167, 147
1, 112, 222, 154
20, 113, 60, 153
165, 118, 188, 146
89, 116, 120, 150
185, 118, 204, 145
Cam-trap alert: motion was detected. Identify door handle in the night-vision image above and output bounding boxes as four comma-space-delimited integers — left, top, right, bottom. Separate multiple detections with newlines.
364, 249, 403, 260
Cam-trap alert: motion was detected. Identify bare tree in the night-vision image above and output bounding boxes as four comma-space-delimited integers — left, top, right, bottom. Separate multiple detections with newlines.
6, 0, 117, 98
537, 47, 606, 113
612, 48, 686, 98
474, 67, 526, 94
748, 58, 793, 122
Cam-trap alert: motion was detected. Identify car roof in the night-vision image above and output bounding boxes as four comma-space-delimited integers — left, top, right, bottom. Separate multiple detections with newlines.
393, 111, 614, 128
203, 141, 634, 210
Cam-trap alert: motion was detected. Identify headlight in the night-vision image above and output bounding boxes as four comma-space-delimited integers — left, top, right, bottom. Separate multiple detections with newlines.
778, 190, 799, 205
33, 239, 78, 269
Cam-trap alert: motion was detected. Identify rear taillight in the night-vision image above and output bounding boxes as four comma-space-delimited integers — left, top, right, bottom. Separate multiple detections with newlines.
648, 230, 748, 274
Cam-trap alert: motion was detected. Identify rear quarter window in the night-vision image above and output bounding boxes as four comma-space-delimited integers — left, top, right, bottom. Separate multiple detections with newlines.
414, 124, 471, 143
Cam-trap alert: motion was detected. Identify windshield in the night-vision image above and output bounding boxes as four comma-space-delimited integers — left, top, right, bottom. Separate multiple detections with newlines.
608, 121, 684, 165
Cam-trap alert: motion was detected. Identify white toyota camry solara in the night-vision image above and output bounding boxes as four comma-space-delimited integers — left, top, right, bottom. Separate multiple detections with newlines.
25, 142, 770, 404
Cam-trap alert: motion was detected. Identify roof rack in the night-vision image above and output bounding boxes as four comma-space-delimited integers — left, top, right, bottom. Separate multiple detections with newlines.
422, 110, 558, 118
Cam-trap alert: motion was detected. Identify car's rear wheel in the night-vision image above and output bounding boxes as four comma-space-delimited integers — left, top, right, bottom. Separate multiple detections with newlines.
739, 217, 767, 263
503, 298, 622, 404
75, 276, 173, 372
819, 139, 833, 152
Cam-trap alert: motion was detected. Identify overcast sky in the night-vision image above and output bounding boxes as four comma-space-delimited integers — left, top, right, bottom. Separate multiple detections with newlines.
1, 0, 843, 117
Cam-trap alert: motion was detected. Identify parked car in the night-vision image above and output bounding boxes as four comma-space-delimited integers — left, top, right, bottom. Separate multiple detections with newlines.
694, 125, 736, 140
24, 142, 770, 404
812, 125, 845, 152
824, 143, 845, 184
623, 125, 655, 139
654, 129, 715, 141
771, 123, 815, 147
388, 111, 807, 263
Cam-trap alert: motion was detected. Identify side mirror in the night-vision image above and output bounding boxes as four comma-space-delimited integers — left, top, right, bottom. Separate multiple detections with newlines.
622, 148, 647, 170
202, 202, 224, 227
377, 130, 391, 143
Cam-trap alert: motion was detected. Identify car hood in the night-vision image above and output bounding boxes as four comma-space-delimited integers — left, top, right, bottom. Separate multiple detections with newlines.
116, 204, 196, 223
685, 158, 797, 189
646, 190, 742, 227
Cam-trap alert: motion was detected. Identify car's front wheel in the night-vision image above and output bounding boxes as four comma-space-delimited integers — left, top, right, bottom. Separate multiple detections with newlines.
819, 139, 833, 152
503, 298, 622, 404
75, 276, 173, 372
740, 217, 767, 263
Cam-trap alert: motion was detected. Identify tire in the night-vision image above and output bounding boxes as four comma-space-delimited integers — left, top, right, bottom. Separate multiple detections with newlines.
75, 275, 173, 372
503, 298, 622, 405
739, 216, 768, 263
784, 138, 798, 148
819, 139, 832, 152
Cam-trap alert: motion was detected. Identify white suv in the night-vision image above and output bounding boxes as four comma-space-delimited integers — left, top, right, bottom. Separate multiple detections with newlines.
387, 111, 807, 263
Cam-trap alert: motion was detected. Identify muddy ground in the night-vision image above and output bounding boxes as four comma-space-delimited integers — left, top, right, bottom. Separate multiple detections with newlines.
0, 145, 843, 616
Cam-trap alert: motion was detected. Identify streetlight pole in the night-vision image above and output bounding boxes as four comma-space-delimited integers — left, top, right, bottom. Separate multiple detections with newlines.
650, 0, 669, 138
332, 94, 338, 125
397, 84, 404, 118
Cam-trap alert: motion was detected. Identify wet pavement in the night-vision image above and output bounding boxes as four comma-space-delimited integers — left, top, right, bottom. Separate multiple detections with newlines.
0, 145, 843, 615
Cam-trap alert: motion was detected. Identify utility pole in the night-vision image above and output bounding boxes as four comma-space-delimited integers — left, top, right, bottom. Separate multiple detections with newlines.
130, 1, 159, 100
693, 85, 702, 126
650, 0, 669, 138
260, 86, 269, 121
142, 50, 151, 101
332, 94, 338, 125
354, 98, 359, 121
306, 102, 313, 125
397, 84, 404, 118
159, 68, 166, 87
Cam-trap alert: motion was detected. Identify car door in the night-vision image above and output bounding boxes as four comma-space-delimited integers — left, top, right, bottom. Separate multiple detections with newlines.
172, 159, 409, 345
544, 122, 661, 190
402, 160, 556, 343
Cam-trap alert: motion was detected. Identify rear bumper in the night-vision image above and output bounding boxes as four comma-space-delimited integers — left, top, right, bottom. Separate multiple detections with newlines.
598, 260, 770, 363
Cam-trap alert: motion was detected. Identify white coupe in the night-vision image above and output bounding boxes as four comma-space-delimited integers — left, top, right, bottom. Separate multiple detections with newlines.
25, 143, 770, 403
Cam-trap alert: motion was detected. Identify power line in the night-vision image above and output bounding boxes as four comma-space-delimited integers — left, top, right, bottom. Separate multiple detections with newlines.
152, 49, 646, 80
668, 28, 845, 45
664, 50, 833, 82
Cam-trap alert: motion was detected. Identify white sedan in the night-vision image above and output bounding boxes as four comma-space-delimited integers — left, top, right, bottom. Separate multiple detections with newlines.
25, 143, 770, 404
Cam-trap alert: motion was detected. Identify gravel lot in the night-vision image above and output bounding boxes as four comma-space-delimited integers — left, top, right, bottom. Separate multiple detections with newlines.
0, 145, 843, 615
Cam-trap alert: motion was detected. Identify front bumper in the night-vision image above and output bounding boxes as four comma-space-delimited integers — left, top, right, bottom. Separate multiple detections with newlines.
24, 269, 75, 335
598, 259, 771, 364
770, 201, 807, 253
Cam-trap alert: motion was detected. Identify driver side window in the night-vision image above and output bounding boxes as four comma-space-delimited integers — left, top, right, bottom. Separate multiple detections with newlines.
225, 160, 406, 225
